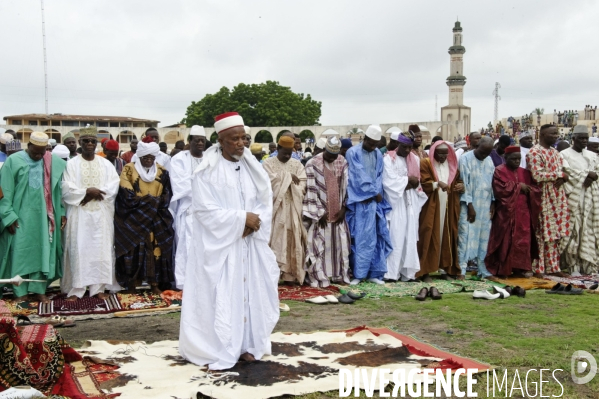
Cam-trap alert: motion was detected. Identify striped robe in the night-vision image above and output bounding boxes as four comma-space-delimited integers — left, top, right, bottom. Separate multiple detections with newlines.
302, 153, 350, 287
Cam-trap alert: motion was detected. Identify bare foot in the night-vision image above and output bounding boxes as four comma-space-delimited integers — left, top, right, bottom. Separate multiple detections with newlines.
65, 295, 79, 302
486, 276, 501, 283
95, 292, 109, 300
239, 352, 256, 362
34, 294, 51, 304
150, 285, 162, 295
12, 294, 29, 302
456, 275, 466, 281
440, 274, 455, 281
421, 274, 433, 283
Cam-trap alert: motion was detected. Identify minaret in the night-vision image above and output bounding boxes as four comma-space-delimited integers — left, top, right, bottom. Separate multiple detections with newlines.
447, 21, 466, 105
440, 20, 471, 140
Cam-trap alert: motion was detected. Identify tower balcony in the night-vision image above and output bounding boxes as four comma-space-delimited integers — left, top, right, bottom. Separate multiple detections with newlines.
446, 75, 467, 86
448, 45, 466, 54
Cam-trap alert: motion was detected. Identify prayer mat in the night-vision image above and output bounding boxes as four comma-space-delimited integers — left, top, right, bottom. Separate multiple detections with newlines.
3, 298, 40, 316
118, 292, 168, 311
80, 326, 489, 399
492, 276, 556, 290
278, 284, 340, 301
337, 279, 494, 298
543, 274, 599, 289
38, 294, 123, 317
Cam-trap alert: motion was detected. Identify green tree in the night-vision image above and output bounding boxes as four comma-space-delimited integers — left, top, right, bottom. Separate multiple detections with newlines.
183, 81, 322, 127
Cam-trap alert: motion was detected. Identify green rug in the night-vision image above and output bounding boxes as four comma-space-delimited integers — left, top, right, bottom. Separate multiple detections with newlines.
336, 279, 496, 299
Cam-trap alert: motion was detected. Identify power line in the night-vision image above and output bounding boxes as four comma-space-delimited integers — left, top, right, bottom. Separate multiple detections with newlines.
492, 82, 501, 122
40, 0, 49, 114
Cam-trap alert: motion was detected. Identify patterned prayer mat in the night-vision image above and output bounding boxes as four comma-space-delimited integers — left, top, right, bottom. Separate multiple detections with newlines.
337, 279, 495, 298
278, 284, 340, 301
543, 274, 599, 289
493, 276, 555, 290
38, 294, 123, 317
80, 326, 490, 399
118, 292, 169, 311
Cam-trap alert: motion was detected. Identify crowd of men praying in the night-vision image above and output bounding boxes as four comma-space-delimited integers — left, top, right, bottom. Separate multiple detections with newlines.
0, 118, 597, 305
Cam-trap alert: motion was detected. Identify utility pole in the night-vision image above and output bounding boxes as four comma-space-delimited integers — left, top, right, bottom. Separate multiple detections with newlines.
492, 82, 501, 122
435, 95, 438, 121
41, 0, 49, 115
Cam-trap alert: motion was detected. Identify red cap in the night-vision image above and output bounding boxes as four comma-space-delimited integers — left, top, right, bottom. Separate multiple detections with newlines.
101, 138, 109, 144
214, 112, 240, 122
504, 146, 520, 154
142, 136, 155, 143
105, 139, 119, 151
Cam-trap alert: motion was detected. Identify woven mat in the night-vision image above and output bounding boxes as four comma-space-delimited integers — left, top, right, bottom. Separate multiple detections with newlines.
337, 279, 495, 298
278, 284, 340, 301
543, 274, 599, 289
492, 276, 555, 290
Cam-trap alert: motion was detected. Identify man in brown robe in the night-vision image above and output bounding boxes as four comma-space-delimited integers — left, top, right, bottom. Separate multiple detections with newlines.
263, 136, 307, 284
417, 141, 464, 281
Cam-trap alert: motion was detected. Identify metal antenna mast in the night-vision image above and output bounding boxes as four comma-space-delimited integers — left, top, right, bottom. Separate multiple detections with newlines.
41, 0, 49, 114
435, 95, 438, 120
492, 82, 501, 122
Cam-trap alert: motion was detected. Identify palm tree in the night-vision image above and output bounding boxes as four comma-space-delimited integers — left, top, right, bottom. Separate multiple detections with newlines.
533, 108, 544, 126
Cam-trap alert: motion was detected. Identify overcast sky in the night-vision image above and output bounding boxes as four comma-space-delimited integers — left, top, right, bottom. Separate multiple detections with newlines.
1, 0, 598, 130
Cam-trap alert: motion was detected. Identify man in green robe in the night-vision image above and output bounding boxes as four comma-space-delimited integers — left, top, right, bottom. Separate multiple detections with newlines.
0, 131, 67, 302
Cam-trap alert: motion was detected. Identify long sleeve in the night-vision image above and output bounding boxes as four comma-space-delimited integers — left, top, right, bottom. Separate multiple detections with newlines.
61, 159, 86, 206
263, 159, 292, 215
527, 149, 562, 182
302, 160, 326, 221
0, 161, 18, 229
100, 160, 120, 205
419, 159, 437, 195
459, 155, 473, 204
383, 156, 408, 202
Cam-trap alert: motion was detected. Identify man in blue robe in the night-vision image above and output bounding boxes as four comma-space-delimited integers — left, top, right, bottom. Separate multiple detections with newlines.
345, 125, 392, 285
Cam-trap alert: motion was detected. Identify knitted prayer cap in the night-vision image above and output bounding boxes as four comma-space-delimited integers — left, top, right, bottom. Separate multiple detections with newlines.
79, 125, 98, 138
278, 136, 295, 149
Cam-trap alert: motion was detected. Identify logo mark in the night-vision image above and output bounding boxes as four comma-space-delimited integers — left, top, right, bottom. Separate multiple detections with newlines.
571, 351, 597, 384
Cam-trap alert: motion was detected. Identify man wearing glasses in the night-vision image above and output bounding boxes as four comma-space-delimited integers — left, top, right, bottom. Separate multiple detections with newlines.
61, 125, 121, 300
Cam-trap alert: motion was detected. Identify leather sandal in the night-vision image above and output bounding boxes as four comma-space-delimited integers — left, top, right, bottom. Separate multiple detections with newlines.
429, 287, 442, 300
415, 287, 428, 301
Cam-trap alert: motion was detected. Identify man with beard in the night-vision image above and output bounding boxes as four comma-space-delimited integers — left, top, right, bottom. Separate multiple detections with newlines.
408, 125, 428, 159
518, 130, 534, 168
131, 128, 171, 170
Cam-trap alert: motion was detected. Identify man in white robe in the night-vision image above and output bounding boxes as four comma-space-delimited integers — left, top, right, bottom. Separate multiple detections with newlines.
179, 112, 279, 370
169, 125, 206, 289
61, 126, 121, 299
383, 133, 427, 281
519, 130, 534, 168
560, 125, 599, 275
131, 128, 171, 171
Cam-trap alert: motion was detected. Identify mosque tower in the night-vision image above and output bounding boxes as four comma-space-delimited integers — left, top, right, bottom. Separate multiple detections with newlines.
441, 20, 471, 140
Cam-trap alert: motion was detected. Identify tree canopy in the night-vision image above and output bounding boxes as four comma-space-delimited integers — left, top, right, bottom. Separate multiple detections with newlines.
182, 81, 322, 127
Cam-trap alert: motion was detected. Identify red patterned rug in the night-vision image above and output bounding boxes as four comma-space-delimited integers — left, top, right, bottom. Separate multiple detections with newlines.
38, 294, 123, 317
278, 284, 340, 301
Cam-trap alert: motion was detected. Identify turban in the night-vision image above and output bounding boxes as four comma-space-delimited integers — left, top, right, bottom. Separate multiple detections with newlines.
79, 125, 97, 137
397, 131, 414, 145
341, 138, 353, 149
0, 133, 13, 144
105, 139, 120, 151
250, 143, 263, 155
518, 130, 532, 139
408, 124, 420, 134
52, 144, 70, 159
588, 137, 599, 143
189, 125, 206, 137
504, 146, 521, 154
62, 132, 75, 143
30, 131, 49, 147
573, 125, 588, 135
278, 136, 295, 149
454, 140, 467, 149
48, 139, 57, 147
214, 112, 244, 134
325, 136, 341, 154
136, 141, 160, 158
6, 140, 21, 152
316, 137, 327, 149
365, 125, 382, 141
244, 126, 251, 135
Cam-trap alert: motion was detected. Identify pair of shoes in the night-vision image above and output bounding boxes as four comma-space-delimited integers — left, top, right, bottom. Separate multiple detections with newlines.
305, 295, 339, 304
505, 286, 526, 298
350, 279, 362, 286
367, 278, 385, 285
588, 283, 598, 290
337, 294, 356, 304
415, 287, 442, 301
545, 283, 583, 295
473, 290, 501, 300
347, 291, 366, 300
492, 286, 511, 299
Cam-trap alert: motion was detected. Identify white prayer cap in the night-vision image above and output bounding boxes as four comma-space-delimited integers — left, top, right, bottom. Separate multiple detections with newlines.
136, 141, 160, 158
316, 137, 327, 149
589, 137, 599, 143
573, 124, 588, 135
48, 138, 57, 147
365, 125, 382, 141
390, 129, 403, 141
244, 126, 251, 135
0, 133, 13, 144
214, 112, 244, 134
494, 139, 499, 145
519, 130, 533, 139
189, 125, 206, 137
29, 131, 49, 147
52, 144, 70, 159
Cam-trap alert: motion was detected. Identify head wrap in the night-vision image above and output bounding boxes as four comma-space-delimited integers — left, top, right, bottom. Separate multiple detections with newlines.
390, 129, 403, 141
52, 144, 70, 159
79, 125, 97, 137
504, 146, 520, 154
316, 137, 327, 149
105, 139, 120, 151
341, 138, 353, 149
325, 136, 341, 154
0, 133, 14, 144
244, 126, 251, 135
493, 139, 499, 146
573, 125, 588, 135
189, 125, 206, 137
214, 112, 244, 134
429, 139, 458, 185
408, 124, 421, 134
588, 137, 599, 143
250, 143, 263, 155
397, 131, 414, 145
365, 125, 382, 141
454, 140, 467, 150
30, 131, 49, 147
62, 132, 75, 143
48, 139, 57, 147
518, 130, 533, 139
6, 140, 21, 152
278, 136, 295, 149
136, 141, 160, 158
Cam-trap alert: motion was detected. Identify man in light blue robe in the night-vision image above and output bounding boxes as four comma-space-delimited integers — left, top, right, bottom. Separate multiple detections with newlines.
345, 125, 392, 285
457, 136, 496, 279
